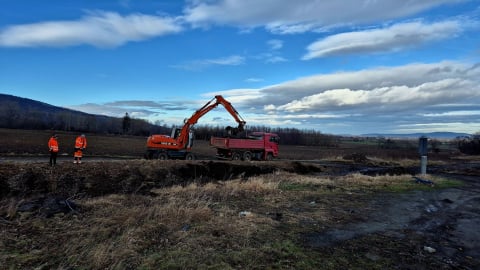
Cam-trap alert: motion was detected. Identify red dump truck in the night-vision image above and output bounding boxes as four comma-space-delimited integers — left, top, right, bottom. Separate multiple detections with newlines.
210, 132, 280, 161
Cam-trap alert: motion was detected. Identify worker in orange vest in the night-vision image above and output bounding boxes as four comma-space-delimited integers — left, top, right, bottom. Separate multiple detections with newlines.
74, 134, 87, 164
48, 134, 59, 166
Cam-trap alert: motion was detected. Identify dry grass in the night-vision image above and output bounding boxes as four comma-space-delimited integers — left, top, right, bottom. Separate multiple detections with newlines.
44, 178, 285, 269
0, 158, 465, 269
0, 127, 473, 269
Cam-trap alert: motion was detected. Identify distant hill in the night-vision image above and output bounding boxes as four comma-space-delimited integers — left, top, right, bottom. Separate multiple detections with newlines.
2, 93, 471, 141
361, 132, 472, 139
0, 93, 165, 135
0, 93, 86, 115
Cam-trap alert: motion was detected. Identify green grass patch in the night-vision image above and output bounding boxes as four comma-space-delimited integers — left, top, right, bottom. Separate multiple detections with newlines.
383, 177, 463, 193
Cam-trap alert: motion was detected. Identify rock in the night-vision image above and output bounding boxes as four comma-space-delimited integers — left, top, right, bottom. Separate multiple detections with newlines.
442, 198, 454, 204
424, 246, 436, 253
239, 211, 252, 217
16, 196, 78, 217
425, 204, 438, 213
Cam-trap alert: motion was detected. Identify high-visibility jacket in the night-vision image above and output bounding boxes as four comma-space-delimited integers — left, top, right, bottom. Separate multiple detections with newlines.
48, 137, 59, 152
75, 136, 87, 149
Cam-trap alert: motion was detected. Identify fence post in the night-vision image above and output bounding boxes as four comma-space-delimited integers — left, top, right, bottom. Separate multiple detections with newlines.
418, 136, 428, 175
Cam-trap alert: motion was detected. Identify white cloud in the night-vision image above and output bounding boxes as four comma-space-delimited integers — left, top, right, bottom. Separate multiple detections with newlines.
265, 56, 287, 63
420, 110, 480, 117
202, 88, 263, 105
254, 52, 288, 64
0, 11, 183, 48
184, 0, 460, 33
303, 20, 462, 59
67, 103, 152, 117
276, 78, 471, 112
267, 39, 283, 50
264, 104, 276, 111
394, 122, 480, 134
248, 61, 480, 108
198, 61, 480, 133
245, 78, 264, 83
208, 55, 245, 65
172, 55, 245, 71
69, 61, 480, 134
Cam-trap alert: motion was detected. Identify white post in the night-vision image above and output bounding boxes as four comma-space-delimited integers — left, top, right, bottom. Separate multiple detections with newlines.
421, 155, 427, 175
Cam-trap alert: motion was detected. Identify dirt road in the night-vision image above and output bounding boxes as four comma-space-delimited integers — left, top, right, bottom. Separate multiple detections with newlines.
304, 163, 480, 269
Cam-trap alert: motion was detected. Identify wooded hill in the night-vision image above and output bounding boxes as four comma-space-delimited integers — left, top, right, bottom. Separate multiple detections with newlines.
0, 93, 339, 146
0, 93, 167, 136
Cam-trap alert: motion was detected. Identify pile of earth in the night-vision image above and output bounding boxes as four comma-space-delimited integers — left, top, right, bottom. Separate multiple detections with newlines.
0, 160, 327, 218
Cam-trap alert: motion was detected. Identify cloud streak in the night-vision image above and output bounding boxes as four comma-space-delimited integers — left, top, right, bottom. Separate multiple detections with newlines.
275, 78, 471, 112
172, 55, 245, 71
302, 20, 462, 59
210, 61, 480, 133
68, 60, 480, 134
0, 11, 183, 48
184, 0, 461, 33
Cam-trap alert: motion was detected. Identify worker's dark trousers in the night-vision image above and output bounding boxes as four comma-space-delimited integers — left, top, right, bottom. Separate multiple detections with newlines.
50, 151, 57, 166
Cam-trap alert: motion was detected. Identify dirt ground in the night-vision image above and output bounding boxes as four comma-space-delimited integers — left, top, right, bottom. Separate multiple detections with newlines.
1, 157, 479, 269
0, 128, 479, 269
304, 172, 480, 268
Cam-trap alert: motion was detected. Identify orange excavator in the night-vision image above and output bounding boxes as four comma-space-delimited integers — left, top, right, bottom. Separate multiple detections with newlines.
145, 95, 246, 160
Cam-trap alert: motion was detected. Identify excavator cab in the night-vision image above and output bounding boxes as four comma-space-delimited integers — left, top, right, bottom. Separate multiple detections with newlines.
187, 130, 194, 149
170, 127, 194, 149
171, 128, 181, 139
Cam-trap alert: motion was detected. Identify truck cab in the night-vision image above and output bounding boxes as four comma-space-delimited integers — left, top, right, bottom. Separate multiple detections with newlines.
247, 132, 280, 159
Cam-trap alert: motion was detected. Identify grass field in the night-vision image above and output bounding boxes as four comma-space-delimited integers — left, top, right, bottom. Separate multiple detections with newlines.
0, 128, 456, 161
1, 128, 478, 269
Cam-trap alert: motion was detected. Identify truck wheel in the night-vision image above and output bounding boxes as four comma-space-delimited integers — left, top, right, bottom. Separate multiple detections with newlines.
243, 151, 252, 161
158, 153, 168, 160
265, 153, 273, 161
185, 153, 195, 160
232, 152, 241, 161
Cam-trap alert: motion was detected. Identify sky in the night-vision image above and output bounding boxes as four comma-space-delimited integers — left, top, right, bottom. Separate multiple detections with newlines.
1, 0, 480, 135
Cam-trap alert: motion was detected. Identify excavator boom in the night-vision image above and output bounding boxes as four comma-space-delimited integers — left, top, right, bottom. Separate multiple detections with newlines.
146, 95, 246, 159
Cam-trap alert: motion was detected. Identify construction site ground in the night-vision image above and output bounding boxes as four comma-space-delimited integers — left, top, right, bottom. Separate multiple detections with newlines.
0, 129, 479, 269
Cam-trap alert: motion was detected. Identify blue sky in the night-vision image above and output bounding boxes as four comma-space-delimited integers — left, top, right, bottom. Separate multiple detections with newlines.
1, 0, 479, 135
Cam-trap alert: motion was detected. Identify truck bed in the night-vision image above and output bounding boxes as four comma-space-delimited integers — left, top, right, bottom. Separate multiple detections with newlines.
210, 137, 265, 150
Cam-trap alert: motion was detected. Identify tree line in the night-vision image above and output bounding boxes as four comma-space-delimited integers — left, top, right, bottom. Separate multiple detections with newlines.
0, 101, 338, 146
455, 134, 480, 155
0, 98, 167, 136
4, 94, 478, 151
192, 125, 338, 146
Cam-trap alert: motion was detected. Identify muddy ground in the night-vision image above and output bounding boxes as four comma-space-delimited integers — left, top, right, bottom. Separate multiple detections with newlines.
304, 173, 480, 268
0, 157, 479, 269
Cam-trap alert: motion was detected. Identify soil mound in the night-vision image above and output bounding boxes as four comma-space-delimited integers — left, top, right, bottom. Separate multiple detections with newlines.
0, 160, 324, 200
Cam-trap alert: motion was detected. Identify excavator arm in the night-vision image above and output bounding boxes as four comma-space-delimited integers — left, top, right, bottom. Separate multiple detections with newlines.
176, 95, 246, 147
147, 95, 246, 151
186, 95, 245, 128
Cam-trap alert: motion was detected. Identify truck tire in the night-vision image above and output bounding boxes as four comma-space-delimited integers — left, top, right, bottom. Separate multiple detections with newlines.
232, 152, 241, 161
265, 153, 273, 161
145, 151, 154, 160
185, 153, 195, 160
243, 151, 252, 161
158, 152, 168, 160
